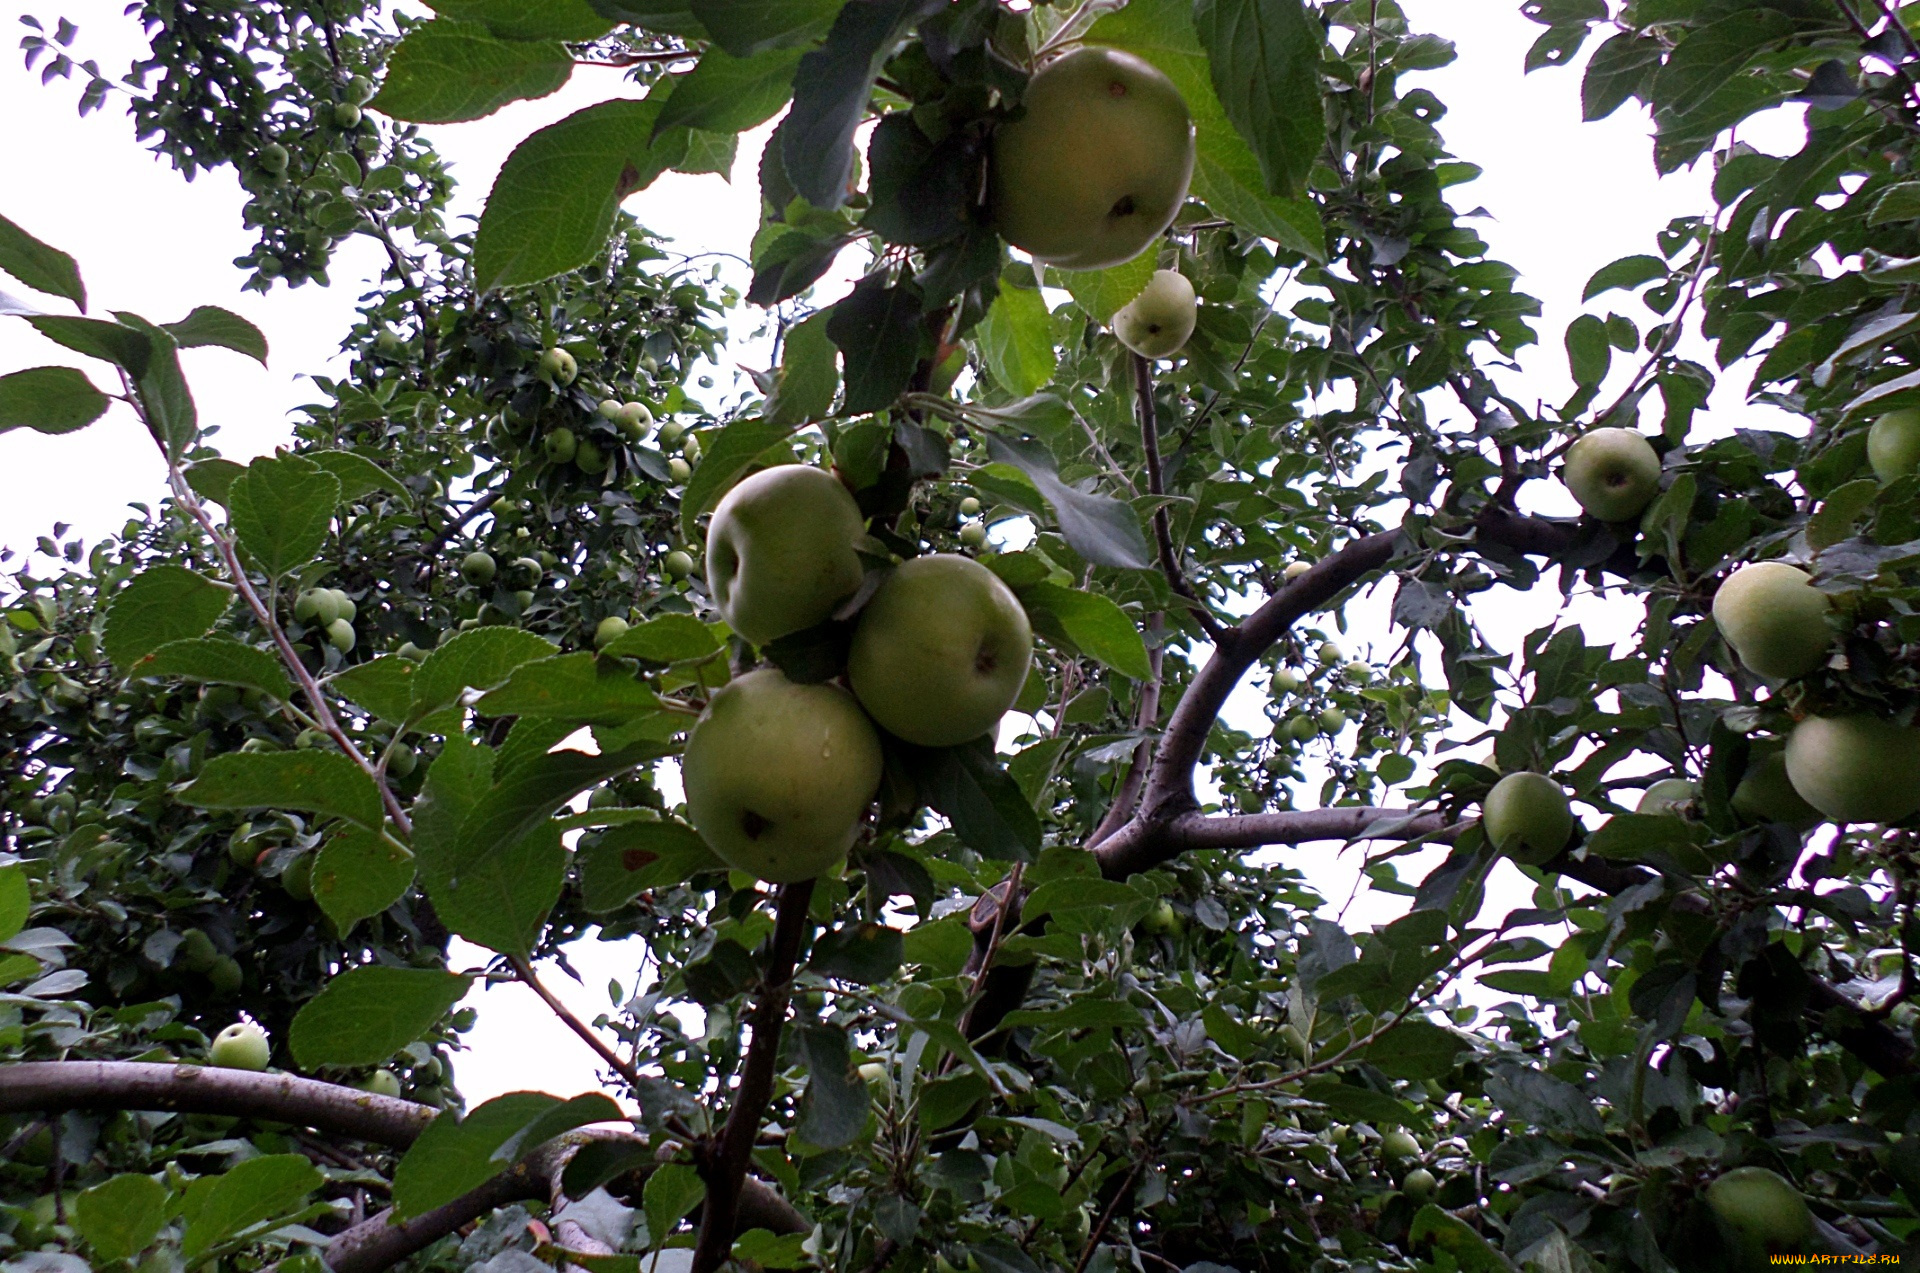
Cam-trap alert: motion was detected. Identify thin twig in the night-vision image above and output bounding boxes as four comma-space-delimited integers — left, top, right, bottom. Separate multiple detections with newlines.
509, 954, 648, 1094
1071, 1158, 1144, 1273
414, 489, 504, 585
1134, 353, 1225, 642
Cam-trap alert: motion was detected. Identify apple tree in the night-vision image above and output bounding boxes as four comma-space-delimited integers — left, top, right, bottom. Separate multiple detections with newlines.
2, 1, 1919, 1272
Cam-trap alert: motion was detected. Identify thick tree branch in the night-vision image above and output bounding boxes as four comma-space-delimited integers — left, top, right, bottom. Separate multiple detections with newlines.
692, 880, 815, 1273
1089, 614, 1165, 849
1095, 807, 1455, 879
1134, 353, 1224, 642
0, 1062, 434, 1145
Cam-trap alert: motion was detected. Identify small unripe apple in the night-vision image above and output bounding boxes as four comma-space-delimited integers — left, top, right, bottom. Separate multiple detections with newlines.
1113, 269, 1197, 359
210, 1022, 270, 1071
326, 619, 356, 653
388, 742, 417, 777
1342, 660, 1370, 682
1271, 668, 1301, 694
668, 457, 692, 483
544, 428, 578, 464
1380, 1129, 1420, 1161
294, 588, 326, 622
681, 434, 701, 462
282, 852, 314, 900
1637, 778, 1695, 816
1317, 707, 1347, 733
1139, 898, 1182, 935
333, 102, 362, 129
958, 496, 981, 516
178, 927, 218, 972
598, 398, 623, 421
1284, 560, 1313, 579
1711, 562, 1831, 681
347, 75, 376, 105
1869, 407, 1920, 482
538, 347, 578, 386
1706, 1166, 1812, 1264
1563, 427, 1661, 522
858, 1061, 889, 1088
259, 143, 290, 175
1731, 742, 1821, 830
1482, 771, 1573, 864
664, 549, 695, 580
362, 1069, 404, 1098
1785, 715, 1920, 824
1283, 715, 1317, 742
1402, 1167, 1437, 1201
329, 590, 356, 623
659, 419, 687, 447
1317, 641, 1341, 666
460, 551, 497, 585
575, 439, 607, 474
960, 521, 988, 548
594, 616, 630, 649
397, 641, 427, 662
618, 403, 653, 440
208, 955, 244, 995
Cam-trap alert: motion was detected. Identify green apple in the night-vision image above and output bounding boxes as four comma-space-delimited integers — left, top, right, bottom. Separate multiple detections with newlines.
208, 955, 244, 995
539, 347, 578, 386
847, 554, 1034, 747
294, 588, 327, 623
1317, 641, 1342, 665
705, 465, 866, 645
509, 557, 543, 588
682, 668, 883, 882
594, 616, 630, 649
1284, 560, 1313, 580
1113, 269, 1198, 358
210, 1021, 270, 1071
388, 742, 417, 777
1482, 771, 1573, 864
362, 1069, 404, 1098
330, 590, 356, 623
333, 102, 362, 129
461, 551, 496, 585
1342, 660, 1370, 682
575, 439, 607, 474
1637, 778, 1696, 816
664, 549, 695, 580
1711, 562, 1831, 680
1139, 899, 1183, 935
958, 496, 981, 516
1402, 1167, 1437, 1202
1272, 668, 1302, 694
1869, 407, 1920, 482
990, 45, 1196, 270
1317, 707, 1347, 733
397, 641, 428, 662
259, 143, 290, 175
347, 75, 376, 105
544, 428, 578, 464
1785, 715, 1920, 823
178, 927, 218, 972
668, 457, 692, 483
326, 619, 356, 653
1562, 427, 1661, 522
1731, 742, 1821, 830
1284, 715, 1317, 743
282, 852, 314, 900
619, 402, 654, 439
1380, 1129, 1420, 1160
959, 521, 988, 548
598, 398, 623, 421
1706, 1167, 1812, 1265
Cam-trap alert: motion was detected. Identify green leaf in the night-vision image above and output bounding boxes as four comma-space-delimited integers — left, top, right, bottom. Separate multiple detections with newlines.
178, 751, 384, 831
164, 306, 268, 364
901, 738, 1041, 862
392, 1092, 571, 1219
982, 434, 1152, 571
1191, 0, 1324, 198
115, 314, 198, 460
410, 627, 560, 724
1649, 10, 1793, 120
24, 315, 152, 376
426, 0, 614, 40
692, 0, 837, 56
1870, 182, 1920, 226
228, 453, 342, 579
679, 415, 806, 539
75, 1173, 168, 1262
765, 308, 839, 427
1000, 997, 1146, 1030
579, 819, 726, 912
131, 637, 294, 702
643, 1163, 706, 1247
180, 1155, 323, 1260
1053, 249, 1157, 325
978, 284, 1056, 397
0, 366, 110, 435
289, 965, 472, 1068
600, 613, 723, 662
1299, 1079, 1415, 1127
373, 18, 573, 124
451, 741, 668, 875
103, 564, 231, 670
0, 866, 28, 944
1408, 1204, 1515, 1273
781, 0, 945, 209
0, 212, 86, 309
309, 449, 413, 502
1583, 254, 1668, 302
1564, 313, 1611, 387
1809, 477, 1882, 552
794, 1024, 870, 1148
425, 820, 567, 956
1018, 582, 1152, 680
473, 99, 687, 291
828, 272, 926, 414
654, 44, 802, 137
809, 921, 905, 984
1364, 1019, 1467, 1080
594, 0, 708, 36
1582, 31, 1661, 121
333, 656, 417, 723
475, 652, 660, 722
313, 826, 417, 934
185, 457, 246, 507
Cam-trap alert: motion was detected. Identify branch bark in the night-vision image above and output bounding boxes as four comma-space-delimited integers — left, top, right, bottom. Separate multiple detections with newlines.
1134, 353, 1224, 642
1094, 807, 1456, 877
691, 880, 816, 1273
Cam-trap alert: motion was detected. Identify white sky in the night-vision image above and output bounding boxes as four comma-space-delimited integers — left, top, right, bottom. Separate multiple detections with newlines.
0, 2, 1815, 1103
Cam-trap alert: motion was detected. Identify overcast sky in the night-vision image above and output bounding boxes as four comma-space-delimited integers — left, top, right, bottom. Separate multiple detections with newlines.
0, 2, 1814, 1103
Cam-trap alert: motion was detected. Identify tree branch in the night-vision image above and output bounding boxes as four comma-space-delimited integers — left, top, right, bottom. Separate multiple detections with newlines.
1095, 807, 1455, 879
1089, 613, 1165, 849
413, 489, 504, 586
692, 880, 815, 1273
1134, 353, 1224, 642
509, 954, 648, 1094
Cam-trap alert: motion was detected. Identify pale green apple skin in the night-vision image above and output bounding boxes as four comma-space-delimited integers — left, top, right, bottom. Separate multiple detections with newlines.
1562, 428, 1661, 522
1785, 715, 1920, 824
1637, 778, 1696, 816
1731, 742, 1822, 830
1706, 1167, 1812, 1266
210, 1022, 271, 1071
1711, 562, 1832, 681
682, 669, 883, 883
1113, 269, 1197, 358
990, 46, 1195, 270
1869, 407, 1920, 482
848, 555, 1034, 748
705, 466, 867, 646
1482, 772, 1573, 864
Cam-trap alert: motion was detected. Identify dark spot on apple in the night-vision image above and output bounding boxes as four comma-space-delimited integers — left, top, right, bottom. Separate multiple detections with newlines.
976, 642, 998, 675
1146, 323, 1162, 334
1108, 80, 1127, 97
1110, 194, 1136, 219
621, 848, 659, 871
740, 808, 772, 840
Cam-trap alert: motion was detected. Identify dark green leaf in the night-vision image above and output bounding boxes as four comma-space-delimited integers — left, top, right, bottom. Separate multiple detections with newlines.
1364, 1019, 1467, 1080
601, 613, 723, 662
164, 306, 268, 363
475, 652, 661, 722
131, 637, 293, 702
1299, 1079, 1415, 1127
102, 564, 231, 669
185, 457, 246, 507
1018, 582, 1151, 680
692, 0, 839, 55
116, 314, 198, 460
1649, 10, 1793, 120
828, 272, 925, 414
1582, 254, 1668, 302
0, 212, 86, 309
643, 1164, 705, 1247
809, 921, 905, 983
228, 454, 342, 579
1565, 313, 1611, 387
392, 1093, 565, 1219
563, 1139, 656, 1199
795, 1023, 870, 1148
410, 627, 560, 723
1000, 997, 1145, 1030
308, 449, 414, 502
425, 820, 567, 956
74, 1174, 167, 1263
0, 867, 28, 945
180, 1156, 322, 1259
901, 738, 1041, 861
766, 308, 839, 427
0, 366, 109, 435
862, 114, 971, 246
1192, 0, 1325, 198
289, 965, 472, 1068
178, 751, 384, 831
1053, 249, 1156, 325
978, 284, 1055, 397
426, 0, 613, 40
592, 0, 708, 35
313, 826, 417, 934
333, 656, 417, 723
654, 44, 802, 137
374, 19, 572, 123
983, 434, 1152, 570
24, 315, 151, 377
579, 819, 726, 912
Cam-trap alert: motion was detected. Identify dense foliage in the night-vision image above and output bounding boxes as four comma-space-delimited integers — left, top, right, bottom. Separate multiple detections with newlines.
2, 2, 1919, 1273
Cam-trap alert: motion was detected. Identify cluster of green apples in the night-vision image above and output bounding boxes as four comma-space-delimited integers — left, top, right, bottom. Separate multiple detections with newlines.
681, 466, 1034, 883
488, 348, 698, 484
293, 586, 357, 653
